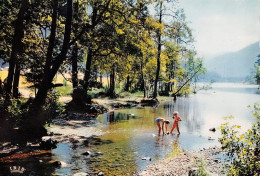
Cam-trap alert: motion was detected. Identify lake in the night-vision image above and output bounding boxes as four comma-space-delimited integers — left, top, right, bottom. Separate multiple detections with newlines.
52, 83, 259, 175
1, 83, 259, 175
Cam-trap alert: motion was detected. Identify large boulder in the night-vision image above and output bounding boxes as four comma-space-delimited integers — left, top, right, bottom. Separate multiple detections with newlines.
140, 98, 159, 106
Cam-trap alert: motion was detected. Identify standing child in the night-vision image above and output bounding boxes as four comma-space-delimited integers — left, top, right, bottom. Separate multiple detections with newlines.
155, 117, 170, 135
170, 111, 182, 135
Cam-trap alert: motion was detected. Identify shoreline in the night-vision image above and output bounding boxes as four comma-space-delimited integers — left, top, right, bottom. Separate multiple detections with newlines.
138, 147, 225, 176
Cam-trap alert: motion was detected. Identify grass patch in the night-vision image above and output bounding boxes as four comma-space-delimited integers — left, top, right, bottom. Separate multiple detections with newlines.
55, 82, 73, 96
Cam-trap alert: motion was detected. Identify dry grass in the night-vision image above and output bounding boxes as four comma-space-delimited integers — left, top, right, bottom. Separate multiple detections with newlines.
0, 71, 73, 97
0, 71, 29, 88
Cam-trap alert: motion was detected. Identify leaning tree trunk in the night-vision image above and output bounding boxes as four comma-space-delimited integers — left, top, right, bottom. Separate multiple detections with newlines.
5, 0, 28, 99
172, 66, 202, 99
153, 1, 162, 99
13, 63, 21, 99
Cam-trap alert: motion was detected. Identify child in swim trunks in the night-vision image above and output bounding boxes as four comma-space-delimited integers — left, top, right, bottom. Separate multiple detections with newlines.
170, 111, 182, 135
155, 117, 170, 135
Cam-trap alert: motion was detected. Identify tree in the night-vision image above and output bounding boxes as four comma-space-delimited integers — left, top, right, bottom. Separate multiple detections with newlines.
151, 0, 194, 99
23, 0, 73, 134
162, 42, 181, 95
153, 0, 163, 99
83, 0, 150, 97
4, 0, 29, 99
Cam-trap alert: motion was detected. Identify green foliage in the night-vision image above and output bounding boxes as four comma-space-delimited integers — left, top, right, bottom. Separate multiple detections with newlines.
0, 97, 27, 122
118, 91, 132, 98
193, 159, 210, 176
43, 90, 65, 124
72, 86, 92, 104
219, 104, 260, 176
0, 90, 64, 125
55, 82, 73, 96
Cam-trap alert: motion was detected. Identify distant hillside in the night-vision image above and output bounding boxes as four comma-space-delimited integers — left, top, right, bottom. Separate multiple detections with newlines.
204, 42, 260, 81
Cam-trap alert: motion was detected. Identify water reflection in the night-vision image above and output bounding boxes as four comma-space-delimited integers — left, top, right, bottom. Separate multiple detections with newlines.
102, 111, 139, 124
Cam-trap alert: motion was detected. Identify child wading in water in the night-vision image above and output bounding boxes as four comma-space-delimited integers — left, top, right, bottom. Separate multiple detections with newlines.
170, 111, 182, 135
155, 117, 170, 135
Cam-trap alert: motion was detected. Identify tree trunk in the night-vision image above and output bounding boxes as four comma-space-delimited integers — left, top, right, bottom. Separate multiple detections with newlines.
13, 64, 21, 99
71, 43, 78, 89
143, 81, 146, 98
109, 66, 115, 98
5, 0, 28, 99
83, 48, 93, 91
140, 61, 144, 91
28, 0, 61, 111
125, 75, 130, 91
44, 0, 58, 74
99, 72, 103, 87
107, 73, 110, 88
71, 0, 79, 91
26, 0, 73, 130
94, 65, 98, 83
165, 75, 171, 94
140, 61, 146, 98
172, 66, 202, 98
153, 1, 163, 99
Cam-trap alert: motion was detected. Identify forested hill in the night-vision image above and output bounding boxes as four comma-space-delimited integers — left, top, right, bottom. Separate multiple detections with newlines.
205, 42, 260, 81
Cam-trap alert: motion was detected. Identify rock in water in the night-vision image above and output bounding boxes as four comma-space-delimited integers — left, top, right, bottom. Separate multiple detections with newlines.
40, 136, 57, 149
209, 128, 216, 132
82, 151, 91, 156
51, 161, 61, 167
142, 157, 152, 161
140, 98, 159, 106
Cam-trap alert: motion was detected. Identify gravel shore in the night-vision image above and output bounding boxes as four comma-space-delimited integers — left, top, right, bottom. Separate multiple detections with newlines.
138, 147, 225, 176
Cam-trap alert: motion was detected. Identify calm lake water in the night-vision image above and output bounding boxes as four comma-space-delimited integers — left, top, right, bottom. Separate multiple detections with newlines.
1, 83, 259, 175
52, 83, 260, 175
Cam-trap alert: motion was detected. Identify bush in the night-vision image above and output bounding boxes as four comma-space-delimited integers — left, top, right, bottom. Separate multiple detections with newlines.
192, 159, 210, 176
0, 97, 28, 123
72, 87, 92, 104
219, 104, 260, 176
118, 91, 131, 98
43, 90, 65, 124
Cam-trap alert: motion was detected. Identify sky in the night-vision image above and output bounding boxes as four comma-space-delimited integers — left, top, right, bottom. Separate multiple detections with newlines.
178, 0, 260, 59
